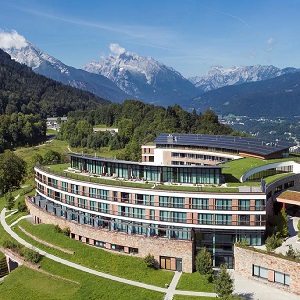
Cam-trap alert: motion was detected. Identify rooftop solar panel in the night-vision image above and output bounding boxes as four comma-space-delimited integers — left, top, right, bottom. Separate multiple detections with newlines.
154, 133, 295, 156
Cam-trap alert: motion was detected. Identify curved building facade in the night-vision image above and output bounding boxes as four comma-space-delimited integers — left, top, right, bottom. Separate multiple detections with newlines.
26, 134, 297, 272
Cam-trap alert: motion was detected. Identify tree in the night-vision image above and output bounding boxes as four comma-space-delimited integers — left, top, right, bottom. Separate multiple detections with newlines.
278, 208, 289, 238
265, 232, 282, 252
286, 245, 296, 259
0, 150, 26, 195
144, 253, 157, 269
43, 150, 61, 164
5, 191, 14, 210
215, 264, 234, 299
195, 248, 213, 275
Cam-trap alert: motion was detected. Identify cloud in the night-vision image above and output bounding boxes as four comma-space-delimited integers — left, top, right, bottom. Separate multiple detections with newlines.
0, 30, 28, 49
267, 37, 275, 52
109, 43, 125, 55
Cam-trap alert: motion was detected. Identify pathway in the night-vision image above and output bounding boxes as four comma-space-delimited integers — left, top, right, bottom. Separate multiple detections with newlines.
275, 216, 300, 254
0, 208, 216, 297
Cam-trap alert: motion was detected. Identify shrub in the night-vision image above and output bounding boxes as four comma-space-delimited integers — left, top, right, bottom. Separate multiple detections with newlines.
195, 247, 213, 275
278, 209, 289, 238
215, 264, 234, 299
5, 191, 15, 210
54, 225, 70, 236
144, 253, 156, 269
17, 199, 28, 212
62, 227, 70, 236
265, 233, 282, 252
286, 245, 296, 259
54, 225, 62, 233
24, 248, 42, 264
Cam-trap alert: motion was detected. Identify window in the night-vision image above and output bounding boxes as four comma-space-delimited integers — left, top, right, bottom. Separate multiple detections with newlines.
98, 202, 109, 213
90, 201, 96, 211
97, 189, 108, 200
172, 212, 186, 223
275, 271, 290, 286
129, 247, 138, 254
90, 188, 96, 198
71, 184, 79, 194
198, 213, 213, 224
255, 199, 265, 210
132, 208, 145, 219
160, 211, 169, 222
216, 199, 232, 210
216, 214, 232, 225
191, 198, 208, 209
111, 244, 124, 252
253, 265, 268, 279
238, 199, 250, 211
94, 240, 106, 248
239, 215, 250, 225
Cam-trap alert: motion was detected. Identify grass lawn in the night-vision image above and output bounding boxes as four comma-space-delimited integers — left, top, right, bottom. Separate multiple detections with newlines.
5, 210, 29, 226
0, 261, 164, 300
176, 272, 215, 292
13, 219, 174, 287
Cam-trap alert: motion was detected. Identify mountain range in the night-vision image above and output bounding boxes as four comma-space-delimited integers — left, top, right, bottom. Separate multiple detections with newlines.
0, 34, 129, 102
1, 31, 300, 117
189, 71, 300, 118
83, 47, 199, 106
189, 65, 299, 93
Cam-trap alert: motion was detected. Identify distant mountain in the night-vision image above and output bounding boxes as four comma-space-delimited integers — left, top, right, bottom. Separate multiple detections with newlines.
83, 44, 200, 106
189, 65, 299, 93
189, 71, 300, 118
0, 48, 110, 117
0, 31, 129, 102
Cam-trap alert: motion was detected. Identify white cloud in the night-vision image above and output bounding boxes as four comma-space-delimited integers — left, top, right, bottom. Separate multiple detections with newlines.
109, 43, 125, 55
0, 30, 28, 49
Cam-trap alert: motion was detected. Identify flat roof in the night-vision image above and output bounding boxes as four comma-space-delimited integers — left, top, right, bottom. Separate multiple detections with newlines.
154, 133, 295, 157
69, 153, 223, 169
277, 190, 300, 205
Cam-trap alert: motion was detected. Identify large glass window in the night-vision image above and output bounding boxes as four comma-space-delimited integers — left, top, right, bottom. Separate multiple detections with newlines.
216, 199, 232, 210
216, 214, 232, 225
132, 208, 145, 219
191, 198, 208, 209
198, 213, 213, 224
61, 181, 68, 192
275, 272, 290, 286
238, 199, 250, 211
239, 215, 250, 225
172, 212, 186, 223
97, 189, 108, 200
160, 211, 170, 222
253, 265, 268, 280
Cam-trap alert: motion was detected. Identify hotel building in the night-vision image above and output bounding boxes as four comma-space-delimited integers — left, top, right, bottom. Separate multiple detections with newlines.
26, 133, 298, 272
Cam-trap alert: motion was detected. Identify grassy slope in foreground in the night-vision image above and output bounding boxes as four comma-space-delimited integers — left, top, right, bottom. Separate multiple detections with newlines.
13, 219, 174, 287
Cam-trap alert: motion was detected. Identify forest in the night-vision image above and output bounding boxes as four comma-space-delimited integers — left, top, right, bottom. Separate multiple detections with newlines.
58, 100, 242, 161
0, 49, 110, 117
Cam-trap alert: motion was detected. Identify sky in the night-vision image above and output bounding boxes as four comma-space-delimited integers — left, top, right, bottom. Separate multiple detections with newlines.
0, 0, 300, 77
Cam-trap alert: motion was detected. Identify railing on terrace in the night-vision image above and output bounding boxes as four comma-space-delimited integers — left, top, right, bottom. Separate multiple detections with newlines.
36, 186, 266, 211
31, 194, 266, 227
35, 164, 266, 193
27, 196, 193, 240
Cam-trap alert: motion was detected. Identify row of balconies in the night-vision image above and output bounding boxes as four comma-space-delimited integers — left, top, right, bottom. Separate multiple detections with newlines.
37, 190, 266, 227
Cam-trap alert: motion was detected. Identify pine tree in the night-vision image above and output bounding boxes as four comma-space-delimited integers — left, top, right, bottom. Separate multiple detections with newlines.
215, 264, 234, 299
195, 247, 213, 275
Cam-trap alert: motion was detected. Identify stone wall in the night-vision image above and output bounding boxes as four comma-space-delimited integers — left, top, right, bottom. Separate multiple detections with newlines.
26, 198, 194, 272
234, 245, 300, 295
